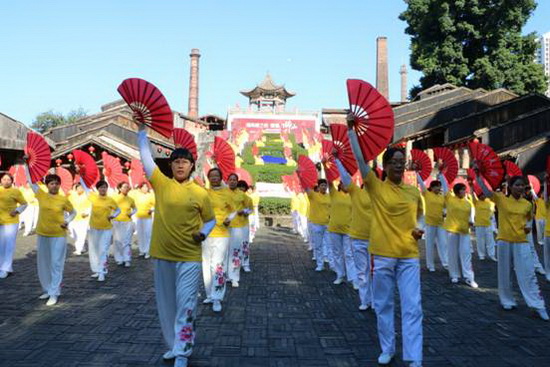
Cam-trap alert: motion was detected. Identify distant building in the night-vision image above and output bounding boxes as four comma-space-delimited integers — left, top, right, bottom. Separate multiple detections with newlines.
536, 31, 550, 97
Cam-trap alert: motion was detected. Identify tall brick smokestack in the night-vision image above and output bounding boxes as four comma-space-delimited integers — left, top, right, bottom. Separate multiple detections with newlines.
400, 64, 408, 103
376, 37, 389, 100
188, 48, 200, 118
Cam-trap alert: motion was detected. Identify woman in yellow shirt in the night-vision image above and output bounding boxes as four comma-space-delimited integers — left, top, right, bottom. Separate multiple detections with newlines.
25, 166, 76, 306
348, 118, 424, 367
247, 185, 260, 244
112, 181, 137, 268
203, 168, 236, 312
81, 179, 120, 282
0, 172, 28, 278
20, 185, 38, 236
477, 172, 548, 320
305, 179, 331, 272
535, 196, 546, 246
543, 177, 550, 282
68, 183, 91, 255
138, 124, 215, 365
237, 180, 255, 274
134, 182, 155, 259
297, 191, 310, 244
472, 192, 497, 261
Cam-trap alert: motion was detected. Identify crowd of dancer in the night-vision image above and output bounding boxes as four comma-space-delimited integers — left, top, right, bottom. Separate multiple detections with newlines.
1, 113, 549, 366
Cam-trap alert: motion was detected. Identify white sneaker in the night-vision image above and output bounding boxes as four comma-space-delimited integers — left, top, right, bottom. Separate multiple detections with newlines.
38, 293, 49, 300
73, 251, 82, 255
116, 261, 123, 266
353, 282, 359, 290
502, 304, 516, 310
358, 304, 371, 311
90, 273, 99, 278
333, 277, 344, 285
479, 256, 485, 260
490, 257, 498, 262
465, 279, 479, 288
203, 298, 212, 304
307, 246, 313, 251
124, 261, 131, 268
212, 301, 222, 312
536, 308, 549, 321
451, 278, 459, 284
162, 350, 175, 360
428, 268, 435, 272
378, 353, 394, 365
231, 280, 239, 288
144, 254, 150, 259
536, 267, 546, 275
410, 361, 423, 367
97, 273, 105, 282
243, 266, 251, 273
46, 296, 58, 306
315, 267, 323, 272
0, 271, 8, 279
174, 357, 188, 367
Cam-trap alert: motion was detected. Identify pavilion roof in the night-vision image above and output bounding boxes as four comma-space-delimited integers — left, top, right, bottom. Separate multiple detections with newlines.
240, 73, 295, 99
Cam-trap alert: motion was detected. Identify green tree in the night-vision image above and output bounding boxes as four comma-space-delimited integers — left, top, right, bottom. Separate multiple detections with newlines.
400, 0, 548, 97
31, 108, 87, 133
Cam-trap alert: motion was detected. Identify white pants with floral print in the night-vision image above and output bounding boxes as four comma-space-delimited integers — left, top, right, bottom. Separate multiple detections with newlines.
227, 226, 248, 282
202, 236, 229, 301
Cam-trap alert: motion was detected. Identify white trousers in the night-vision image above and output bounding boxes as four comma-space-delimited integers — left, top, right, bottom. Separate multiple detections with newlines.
424, 225, 448, 270
527, 233, 544, 270
291, 211, 300, 234
69, 220, 89, 253
88, 228, 113, 275
21, 205, 37, 235
227, 226, 248, 282
0, 223, 19, 273
372, 256, 423, 363
544, 237, 550, 282
352, 239, 373, 307
113, 221, 134, 263
299, 214, 309, 242
497, 241, 545, 310
136, 218, 153, 256
37, 235, 67, 296
329, 232, 357, 282
310, 223, 327, 269
447, 232, 475, 281
536, 219, 546, 244
154, 260, 200, 358
202, 236, 229, 301
475, 226, 496, 259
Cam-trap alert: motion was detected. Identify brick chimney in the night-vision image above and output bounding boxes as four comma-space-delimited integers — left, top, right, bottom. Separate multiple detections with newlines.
376, 37, 389, 100
400, 64, 408, 103
188, 48, 200, 118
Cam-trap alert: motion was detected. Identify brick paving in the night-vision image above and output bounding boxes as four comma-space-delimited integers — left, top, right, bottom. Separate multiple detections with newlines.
1, 227, 550, 366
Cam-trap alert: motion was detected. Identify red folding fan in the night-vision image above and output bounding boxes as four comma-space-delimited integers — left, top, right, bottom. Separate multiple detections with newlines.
235, 167, 253, 186
528, 175, 540, 195
410, 149, 432, 181
296, 155, 317, 189
346, 79, 394, 161
55, 167, 73, 194
213, 137, 236, 181
129, 158, 146, 187
468, 142, 504, 190
467, 168, 491, 196
101, 152, 126, 188
330, 124, 358, 175
8, 165, 26, 187
73, 150, 99, 188
321, 139, 340, 182
502, 161, 522, 177
433, 147, 458, 184
117, 78, 173, 138
173, 128, 197, 161
25, 132, 51, 183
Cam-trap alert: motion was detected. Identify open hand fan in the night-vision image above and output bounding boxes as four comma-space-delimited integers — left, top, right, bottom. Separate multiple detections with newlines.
433, 147, 458, 184
25, 132, 51, 183
8, 165, 26, 187
55, 167, 73, 194
101, 152, 126, 187
235, 167, 253, 186
410, 149, 432, 181
173, 128, 197, 161
528, 175, 540, 195
117, 78, 173, 138
321, 139, 340, 182
129, 158, 145, 187
296, 155, 317, 189
213, 137, 236, 181
330, 124, 358, 175
467, 168, 491, 196
468, 142, 504, 190
73, 150, 99, 188
346, 79, 394, 161
503, 161, 522, 177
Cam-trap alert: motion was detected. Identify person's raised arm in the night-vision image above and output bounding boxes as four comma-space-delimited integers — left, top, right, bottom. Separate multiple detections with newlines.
475, 172, 493, 198
23, 163, 39, 193
137, 124, 156, 179
346, 114, 371, 179
335, 158, 352, 188
438, 172, 449, 195
416, 172, 427, 194
79, 178, 91, 196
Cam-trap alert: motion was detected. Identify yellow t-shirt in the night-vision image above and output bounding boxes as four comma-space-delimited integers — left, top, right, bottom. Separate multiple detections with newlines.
365, 170, 423, 258
149, 168, 214, 262
443, 194, 472, 235
491, 192, 533, 243
328, 189, 351, 234
307, 191, 330, 226
134, 192, 155, 219
423, 191, 445, 226
473, 197, 494, 227
347, 183, 372, 240
89, 193, 119, 230
0, 187, 27, 225
69, 191, 92, 221
296, 193, 308, 216
113, 193, 136, 222
290, 193, 299, 212
229, 190, 253, 228
250, 192, 260, 207
35, 189, 74, 237
545, 201, 550, 237
208, 187, 235, 238
535, 198, 547, 220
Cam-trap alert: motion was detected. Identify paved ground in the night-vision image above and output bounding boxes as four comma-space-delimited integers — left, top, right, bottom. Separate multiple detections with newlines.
1, 226, 550, 367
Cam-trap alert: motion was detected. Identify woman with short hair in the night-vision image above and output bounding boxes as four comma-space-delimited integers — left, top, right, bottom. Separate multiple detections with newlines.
112, 181, 137, 267
134, 182, 155, 259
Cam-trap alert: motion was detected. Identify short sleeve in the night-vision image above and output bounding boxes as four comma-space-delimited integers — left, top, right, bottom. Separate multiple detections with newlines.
491, 192, 504, 206
200, 193, 215, 222
245, 195, 253, 209
16, 190, 28, 205
34, 189, 45, 203
150, 167, 168, 190
364, 170, 381, 195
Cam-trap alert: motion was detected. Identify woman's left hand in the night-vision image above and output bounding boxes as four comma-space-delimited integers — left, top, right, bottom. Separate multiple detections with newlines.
60, 222, 69, 229
411, 228, 424, 240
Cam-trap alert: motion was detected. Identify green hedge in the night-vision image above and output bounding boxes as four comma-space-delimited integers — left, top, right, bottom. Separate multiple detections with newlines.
242, 164, 295, 183
259, 197, 291, 215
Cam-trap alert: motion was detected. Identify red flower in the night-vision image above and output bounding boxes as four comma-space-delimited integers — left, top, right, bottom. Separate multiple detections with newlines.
179, 326, 194, 343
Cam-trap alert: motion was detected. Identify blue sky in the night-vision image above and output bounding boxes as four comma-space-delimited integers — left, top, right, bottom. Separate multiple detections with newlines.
0, 0, 548, 125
